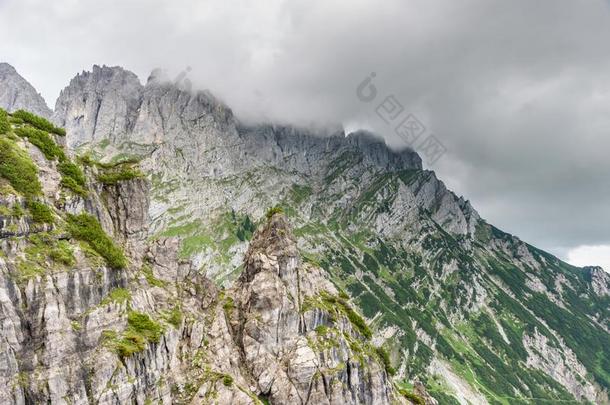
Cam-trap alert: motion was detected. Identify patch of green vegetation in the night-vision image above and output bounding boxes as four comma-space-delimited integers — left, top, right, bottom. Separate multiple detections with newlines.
0, 137, 42, 197
23, 233, 75, 270
257, 395, 271, 405
164, 306, 182, 328
16, 259, 45, 281
102, 288, 132, 305
375, 346, 396, 376
26, 200, 54, 224
66, 213, 127, 269
96, 156, 142, 169
302, 291, 372, 339
15, 126, 65, 161
97, 166, 144, 185
526, 292, 610, 389
9, 121, 87, 197
108, 151, 146, 165
0, 205, 10, 216
179, 234, 214, 258
127, 311, 163, 342
289, 184, 313, 205
223, 296, 235, 318
8, 116, 23, 125
12, 110, 66, 136
141, 264, 166, 287
235, 213, 256, 241
397, 386, 425, 405
0, 108, 9, 134
222, 375, 233, 387
266, 205, 284, 219
77, 153, 95, 167
49, 240, 76, 266
11, 203, 25, 218
58, 161, 87, 196
314, 324, 330, 335
104, 311, 165, 358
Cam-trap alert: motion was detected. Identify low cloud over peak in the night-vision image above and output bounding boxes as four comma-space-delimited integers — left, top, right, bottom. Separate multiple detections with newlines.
2, 0, 610, 264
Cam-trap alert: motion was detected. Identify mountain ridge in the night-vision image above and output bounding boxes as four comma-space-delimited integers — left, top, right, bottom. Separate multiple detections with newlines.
0, 63, 608, 404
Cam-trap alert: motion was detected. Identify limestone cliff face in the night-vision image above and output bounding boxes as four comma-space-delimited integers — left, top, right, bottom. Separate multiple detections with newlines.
0, 63, 52, 118
52, 65, 142, 149
228, 213, 399, 404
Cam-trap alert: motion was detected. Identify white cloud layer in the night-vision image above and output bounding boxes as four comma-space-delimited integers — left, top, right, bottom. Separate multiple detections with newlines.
567, 245, 610, 273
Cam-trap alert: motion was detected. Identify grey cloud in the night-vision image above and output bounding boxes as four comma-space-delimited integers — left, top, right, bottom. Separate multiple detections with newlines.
1, 0, 610, 257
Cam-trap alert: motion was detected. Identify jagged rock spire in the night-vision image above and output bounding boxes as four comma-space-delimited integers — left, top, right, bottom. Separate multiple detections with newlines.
231, 212, 402, 404
240, 211, 298, 283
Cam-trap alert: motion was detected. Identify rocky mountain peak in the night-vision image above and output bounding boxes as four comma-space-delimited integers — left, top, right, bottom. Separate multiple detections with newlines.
240, 211, 298, 283
0, 62, 17, 74
0, 62, 52, 118
346, 129, 423, 171
230, 212, 404, 404
53, 65, 144, 148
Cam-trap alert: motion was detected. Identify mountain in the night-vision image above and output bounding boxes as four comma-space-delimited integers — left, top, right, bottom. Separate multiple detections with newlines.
1, 63, 609, 404
0, 107, 410, 404
0, 63, 52, 118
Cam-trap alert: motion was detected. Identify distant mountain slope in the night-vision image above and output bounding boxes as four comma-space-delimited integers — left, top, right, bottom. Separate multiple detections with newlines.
2, 63, 609, 404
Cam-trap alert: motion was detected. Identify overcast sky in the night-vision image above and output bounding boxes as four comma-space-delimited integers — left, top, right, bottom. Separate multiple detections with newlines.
1, 0, 609, 269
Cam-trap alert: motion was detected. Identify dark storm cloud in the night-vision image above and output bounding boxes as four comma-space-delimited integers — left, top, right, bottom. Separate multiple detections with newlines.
2, 0, 609, 260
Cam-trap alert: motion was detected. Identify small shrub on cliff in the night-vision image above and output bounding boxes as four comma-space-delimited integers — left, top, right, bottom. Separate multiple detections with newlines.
104, 311, 164, 358
97, 164, 144, 185
165, 306, 182, 328
49, 240, 76, 266
375, 346, 396, 376
222, 375, 233, 387
26, 200, 54, 224
310, 292, 373, 339
58, 161, 88, 196
397, 387, 425, 405
266, 205, 284, 219
127, 311, 163, 343
15, 126, 65, 161
13, 123, 88, 197
66, 213, 127, 269
0, 108, 9, 134
102, 288, 132, 305
0, 137, 42, 197
12, 109, 66, 136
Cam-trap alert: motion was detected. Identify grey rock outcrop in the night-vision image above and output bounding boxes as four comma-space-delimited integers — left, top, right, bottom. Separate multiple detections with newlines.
52, 65, 143, 149
0, 63, 52, 117
584, 266, 610, 297
229, 213, 400, 404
